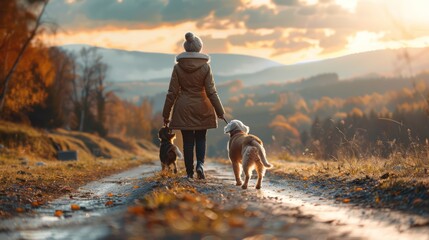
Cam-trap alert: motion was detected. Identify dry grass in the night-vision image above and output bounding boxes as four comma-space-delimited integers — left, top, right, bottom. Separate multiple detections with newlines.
269, 153, 429, 213
0, 121, 158, 218
271, 154, 429, 186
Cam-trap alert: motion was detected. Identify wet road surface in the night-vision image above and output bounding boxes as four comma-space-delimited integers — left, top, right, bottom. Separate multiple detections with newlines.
1, 161, 428, 240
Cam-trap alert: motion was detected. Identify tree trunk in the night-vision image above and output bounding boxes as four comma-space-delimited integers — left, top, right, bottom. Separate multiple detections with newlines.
79, 108, 85, 132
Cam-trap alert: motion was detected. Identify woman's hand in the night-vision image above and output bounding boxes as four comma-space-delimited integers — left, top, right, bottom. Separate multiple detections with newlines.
163, 118, 170, 126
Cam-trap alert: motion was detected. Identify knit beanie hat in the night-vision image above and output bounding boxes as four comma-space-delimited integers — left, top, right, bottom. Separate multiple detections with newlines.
183, 32, 203, 52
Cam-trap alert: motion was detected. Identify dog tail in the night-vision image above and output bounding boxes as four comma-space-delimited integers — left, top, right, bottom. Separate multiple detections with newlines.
251, 140, 273, 168
174, 146, 183, 159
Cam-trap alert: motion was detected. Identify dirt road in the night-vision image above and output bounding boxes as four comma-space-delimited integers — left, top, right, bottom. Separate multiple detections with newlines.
1, 160, 428, 240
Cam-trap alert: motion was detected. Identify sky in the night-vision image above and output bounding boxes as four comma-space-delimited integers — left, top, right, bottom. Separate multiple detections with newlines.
42, 0, 429, 64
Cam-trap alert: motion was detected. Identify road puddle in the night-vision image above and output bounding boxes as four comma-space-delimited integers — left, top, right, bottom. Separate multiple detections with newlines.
0, 164, 160, 240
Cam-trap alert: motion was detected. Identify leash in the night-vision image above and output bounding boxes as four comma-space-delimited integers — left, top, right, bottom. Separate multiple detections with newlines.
222, 116, 229, 124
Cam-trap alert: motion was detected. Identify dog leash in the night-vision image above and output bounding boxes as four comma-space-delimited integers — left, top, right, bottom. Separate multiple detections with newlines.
222, 116, 229, 124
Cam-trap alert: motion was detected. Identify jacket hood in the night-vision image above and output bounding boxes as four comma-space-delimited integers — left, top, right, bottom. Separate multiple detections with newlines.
176, 52, 210, 73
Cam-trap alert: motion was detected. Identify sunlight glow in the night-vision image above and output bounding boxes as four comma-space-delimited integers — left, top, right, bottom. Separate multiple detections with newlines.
43, 0, 429, 65
396, 0, 429, 25
246, 0, 273, 7
334, 0, 357, 12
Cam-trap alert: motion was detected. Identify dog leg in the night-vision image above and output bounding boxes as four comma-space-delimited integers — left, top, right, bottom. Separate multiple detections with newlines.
232, 162, 243, 186
242, 168, 250, 189
162, 163, 166, 171
242, 146, 254, 189
173, 162, 178, 174
255, 162, 265, 189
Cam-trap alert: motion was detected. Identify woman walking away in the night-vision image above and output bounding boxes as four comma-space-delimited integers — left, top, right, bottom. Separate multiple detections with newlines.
162, 32, 225, 179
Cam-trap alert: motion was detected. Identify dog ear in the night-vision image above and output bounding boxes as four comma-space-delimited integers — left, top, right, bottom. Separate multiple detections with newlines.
224, 121, 235, 134
234, 120, 249, 134
243, 124, 250, 134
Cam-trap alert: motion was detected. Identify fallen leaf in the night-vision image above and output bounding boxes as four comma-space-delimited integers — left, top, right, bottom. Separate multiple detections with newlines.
355, 187, 363, 191
342, 198, 351, 203
54, 210, 63, 217
229, 217, 245, 228
71, 204, 80, 210
105, 200, 114, 206
133, 185, 139, 189
412, 198, 423, 205
302, 177, 308, 181
16, 208, 24, 213
128, 206, 145, 216
31, 201, 39, 207
107, 192, 114, 197
182, 194, 197, 203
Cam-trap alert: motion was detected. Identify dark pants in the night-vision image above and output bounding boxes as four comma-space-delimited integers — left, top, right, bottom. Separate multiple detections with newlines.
181, 130, 207, 176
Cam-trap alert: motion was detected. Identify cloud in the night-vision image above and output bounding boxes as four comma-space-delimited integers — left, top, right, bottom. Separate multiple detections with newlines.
45, 0, 243, 29
200, 35, 230, 53
271, 39, 313, 56
288, 29, 326, 40
271, 0, 301, 6
243, 2, 354, 30
44, 0, 429, 59
319, 30, 354, 53
298, 5, 318, 16
228, 30, 283, 46
174, 34, 229, 53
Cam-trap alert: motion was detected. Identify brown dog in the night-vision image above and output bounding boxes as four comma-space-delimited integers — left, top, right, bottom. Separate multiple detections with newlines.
158, 127, 183, 173
224, 120, 273, 189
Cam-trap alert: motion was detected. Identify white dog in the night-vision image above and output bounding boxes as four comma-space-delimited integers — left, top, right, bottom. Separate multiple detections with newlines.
224, 120, 272, 189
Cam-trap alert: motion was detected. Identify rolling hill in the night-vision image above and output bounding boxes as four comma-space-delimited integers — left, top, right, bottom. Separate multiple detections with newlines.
216, 47, 429, 85
60, 44, 283, 83
61, 45, 429, 101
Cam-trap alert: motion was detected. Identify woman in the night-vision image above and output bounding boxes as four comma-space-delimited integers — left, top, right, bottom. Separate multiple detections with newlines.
162, 32, 225, 179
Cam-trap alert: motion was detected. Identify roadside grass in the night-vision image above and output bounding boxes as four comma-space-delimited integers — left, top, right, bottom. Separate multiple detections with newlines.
271, 153, 429, 215
0, 121, 158, 218
271, 153, 429, 186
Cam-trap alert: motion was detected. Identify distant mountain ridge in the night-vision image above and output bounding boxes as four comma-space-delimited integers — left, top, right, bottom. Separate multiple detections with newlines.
216, 47, 429, 85
60, 45, 429, 101
60, 44, 283, 83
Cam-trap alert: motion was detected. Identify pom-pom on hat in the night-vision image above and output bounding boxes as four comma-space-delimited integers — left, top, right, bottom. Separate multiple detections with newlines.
183, 32, 203, 52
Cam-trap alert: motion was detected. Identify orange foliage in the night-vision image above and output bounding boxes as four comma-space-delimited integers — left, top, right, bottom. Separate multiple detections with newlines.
0, 1, 53, 115
269, 115, 300, 138
287, 112, 311, 128
312, 97, 343, 116
349, 108, 364, 117
105, 94, 154, 140
3, 45, 54, 113
245, 98, 255, 107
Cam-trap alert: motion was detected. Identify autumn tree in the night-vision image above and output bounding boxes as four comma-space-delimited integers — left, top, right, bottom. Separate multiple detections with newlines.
28, 47, 76, 128
0, 0, 49, 115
